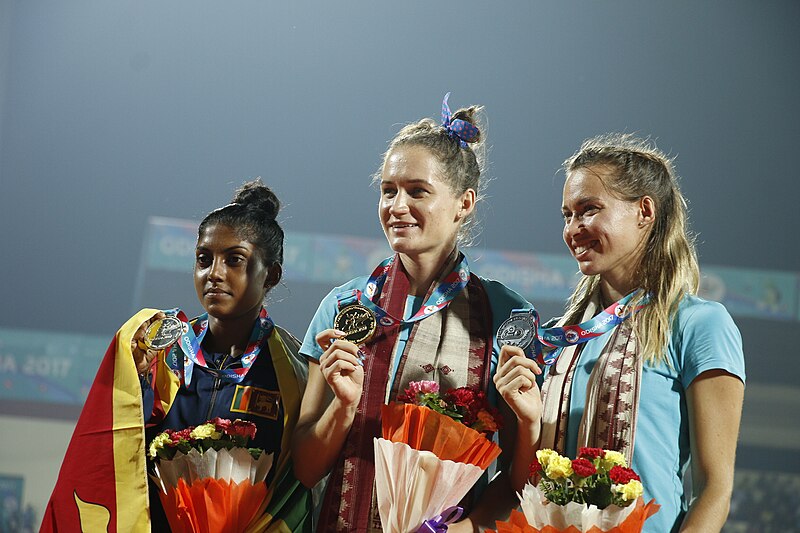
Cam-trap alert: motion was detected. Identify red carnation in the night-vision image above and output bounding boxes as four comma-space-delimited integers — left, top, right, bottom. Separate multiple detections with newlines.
211, 417, 231, 431
227, 419, 257, 440
609, 466, 640, 484
445, 387, 478, 408
529, 459, 542, 479
579, 447, 604, 459
571, 458, 597, 478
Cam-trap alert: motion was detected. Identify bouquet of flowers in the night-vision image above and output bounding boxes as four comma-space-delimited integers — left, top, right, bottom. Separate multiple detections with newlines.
374, 380, 503, 533
489, 448, 658, 533
148, 417, 274, 533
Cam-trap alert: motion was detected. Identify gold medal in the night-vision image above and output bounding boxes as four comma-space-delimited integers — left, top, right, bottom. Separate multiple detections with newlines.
333, 304, 377, 344
143, 315, 184, 350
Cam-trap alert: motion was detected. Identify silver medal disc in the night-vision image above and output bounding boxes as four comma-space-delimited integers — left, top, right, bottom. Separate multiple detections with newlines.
496, 314, 535, 350
144, 315, 184, 350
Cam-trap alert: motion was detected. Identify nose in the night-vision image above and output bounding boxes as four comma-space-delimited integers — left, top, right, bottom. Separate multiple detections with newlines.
388, 191, 409, 215
564, 215, 582, 242
208, 257, 225, 281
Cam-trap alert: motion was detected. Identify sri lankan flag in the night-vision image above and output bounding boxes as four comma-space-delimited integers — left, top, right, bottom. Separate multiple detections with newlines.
41, 309, 156, 532
41, 310, 312, 532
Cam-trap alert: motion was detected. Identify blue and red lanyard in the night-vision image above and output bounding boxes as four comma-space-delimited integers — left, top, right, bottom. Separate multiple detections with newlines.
337, 254, 470, 328
164, 307, 273, 386
517, 291, 648, 366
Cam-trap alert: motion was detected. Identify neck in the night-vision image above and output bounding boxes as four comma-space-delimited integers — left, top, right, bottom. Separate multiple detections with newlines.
599, 278, 635, 308
398, 247, 458, 297
204, 306, 262, 356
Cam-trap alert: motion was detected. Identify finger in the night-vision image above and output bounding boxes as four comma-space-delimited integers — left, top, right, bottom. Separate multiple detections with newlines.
323, 358, 361, 378
499, 375, 537, 397
316, 329, 347, 350
320, 348, 362, 371
319, 339, 360, 365
494, 364, 538, 391
498, 351, 541, 377
498, 344, 525, 368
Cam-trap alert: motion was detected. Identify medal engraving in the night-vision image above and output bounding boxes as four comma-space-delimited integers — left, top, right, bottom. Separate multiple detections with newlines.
334, 304, 377, 344
497, 314, 535, 350
144, 315, 184, 350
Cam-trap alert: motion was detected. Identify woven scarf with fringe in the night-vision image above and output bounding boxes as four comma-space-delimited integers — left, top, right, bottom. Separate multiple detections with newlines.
540, 291, 643, 465
317, 254, 492, 533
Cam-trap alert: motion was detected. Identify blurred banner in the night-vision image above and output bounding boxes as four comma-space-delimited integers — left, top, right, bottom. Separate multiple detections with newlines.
2, 215, 798, 416
139, 216, 799, 321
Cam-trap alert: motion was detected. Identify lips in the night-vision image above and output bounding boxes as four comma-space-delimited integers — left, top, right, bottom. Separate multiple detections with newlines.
572, 241, 598, 260
205, 287, 230, 296
389, 221, 418, 230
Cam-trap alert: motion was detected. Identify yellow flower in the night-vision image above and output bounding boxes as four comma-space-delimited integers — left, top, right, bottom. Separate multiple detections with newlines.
613, 479, 643, 502
545, 456, 574, 479
536, 449, 559, 468
600, 450, 627, 471
148, 433, 171, 459
190, 423, 221, 440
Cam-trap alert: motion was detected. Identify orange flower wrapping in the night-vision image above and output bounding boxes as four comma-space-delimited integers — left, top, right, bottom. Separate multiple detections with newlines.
488, 499, 660, 533
158, 477, 268, 533
381, 403, 501, 468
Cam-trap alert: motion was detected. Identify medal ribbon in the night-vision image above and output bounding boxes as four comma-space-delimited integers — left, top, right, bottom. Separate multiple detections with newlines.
165, 307, 274, 386
337, 253, 470, 328
504, 291, 648, 366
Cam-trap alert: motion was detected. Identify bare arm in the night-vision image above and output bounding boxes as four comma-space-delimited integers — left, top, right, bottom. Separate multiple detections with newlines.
291, 330, 364, 488
449, 346, 543, 532
679, 369, 744, 532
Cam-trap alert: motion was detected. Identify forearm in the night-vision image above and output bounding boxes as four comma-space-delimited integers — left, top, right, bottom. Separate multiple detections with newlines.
679, 479, 733, 532
509, 418, 540, 492
292, 397, 357, 487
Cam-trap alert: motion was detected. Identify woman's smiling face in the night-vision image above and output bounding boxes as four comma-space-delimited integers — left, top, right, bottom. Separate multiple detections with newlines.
378, 145, 473, 260
562, 165, 651, 293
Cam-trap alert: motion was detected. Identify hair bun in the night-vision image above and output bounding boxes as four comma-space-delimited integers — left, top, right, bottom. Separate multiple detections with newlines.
450, 105, 483, 144
232, 178, 280, 221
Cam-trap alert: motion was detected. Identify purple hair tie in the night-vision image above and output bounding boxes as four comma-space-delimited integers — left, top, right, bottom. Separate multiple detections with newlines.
441, 92, 479, 148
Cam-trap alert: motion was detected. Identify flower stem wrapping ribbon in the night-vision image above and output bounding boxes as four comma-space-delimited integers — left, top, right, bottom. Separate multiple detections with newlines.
416, 506, 464, 533
441, 92, 479, 148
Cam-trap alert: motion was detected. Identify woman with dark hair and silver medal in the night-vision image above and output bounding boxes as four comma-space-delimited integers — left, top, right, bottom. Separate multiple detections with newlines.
132, 179, 313, 531
292, 94, 542, 532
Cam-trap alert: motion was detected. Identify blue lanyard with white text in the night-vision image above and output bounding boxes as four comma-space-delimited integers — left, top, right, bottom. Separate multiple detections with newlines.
166, 308, 273, 386
525, 291, 647, 365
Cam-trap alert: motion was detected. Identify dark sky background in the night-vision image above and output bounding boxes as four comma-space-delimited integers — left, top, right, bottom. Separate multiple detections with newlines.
1, 0, 797, 339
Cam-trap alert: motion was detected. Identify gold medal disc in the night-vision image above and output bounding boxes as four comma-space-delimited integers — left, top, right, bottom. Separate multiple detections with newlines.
333, 304, 377, 345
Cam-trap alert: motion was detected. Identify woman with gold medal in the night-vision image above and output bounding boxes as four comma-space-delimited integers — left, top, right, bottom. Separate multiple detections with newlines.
292, 94, 543, 532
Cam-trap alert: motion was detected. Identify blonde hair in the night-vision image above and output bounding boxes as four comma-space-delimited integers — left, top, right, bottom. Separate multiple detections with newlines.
561, 134, 699, 365
375, 104, 487, 247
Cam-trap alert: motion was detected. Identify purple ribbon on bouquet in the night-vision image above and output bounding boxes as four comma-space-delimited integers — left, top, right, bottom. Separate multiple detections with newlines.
416, 506, 464, 532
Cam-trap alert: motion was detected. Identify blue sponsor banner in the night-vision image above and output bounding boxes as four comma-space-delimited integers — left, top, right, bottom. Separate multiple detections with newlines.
699, 266, 798, 322
140, 217, 800, 322
145, 217, 197, 273
0, 328, 107, 405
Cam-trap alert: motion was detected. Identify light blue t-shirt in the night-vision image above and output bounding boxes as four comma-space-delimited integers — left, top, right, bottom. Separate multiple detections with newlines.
300, 274, 533, 402
562, 295, 745, 533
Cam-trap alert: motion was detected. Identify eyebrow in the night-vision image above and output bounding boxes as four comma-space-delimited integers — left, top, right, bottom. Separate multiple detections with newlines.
195, 245, 251, 253
563, 196, 601, 210
380, 178, 432, 185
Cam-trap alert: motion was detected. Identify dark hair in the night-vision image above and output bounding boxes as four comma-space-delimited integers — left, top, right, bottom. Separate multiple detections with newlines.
198, 178, 284, 280
377, 103, 486, 246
